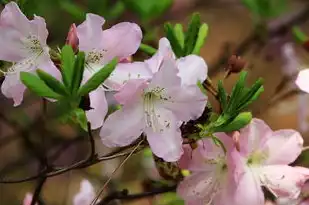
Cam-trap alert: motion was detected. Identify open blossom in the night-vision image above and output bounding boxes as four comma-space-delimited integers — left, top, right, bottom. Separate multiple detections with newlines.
75, 13, 142, 129
73, 179, 96, 205
177, 133, 236, 205
0, 2, 60, 106
100, 53, 207, 162
231, 118, 308, 205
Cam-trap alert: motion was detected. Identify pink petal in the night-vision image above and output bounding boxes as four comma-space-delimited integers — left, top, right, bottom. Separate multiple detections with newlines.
38, 56, 61, 80
178, 144, 193, 169
145, 108, 183, 162
106, 62, 152, 90
260, 165, 306, 199
100, 101, 144, 147
66, 23, 79, 52
76, 13, 105, 51
176, 55, 208, 86
86, 87, 108, 130
73, 180, 95, 205
23, 193, 37, 205
296, 69, 309, 93
145, 37, 175, 73
102, 22, 142, 62
114, 79, 147, 105
262, 129, 303, 165
1, 73, 26, 106
301, 199, 309, 205
239, 118, 273, 157
31, 15, 49, 47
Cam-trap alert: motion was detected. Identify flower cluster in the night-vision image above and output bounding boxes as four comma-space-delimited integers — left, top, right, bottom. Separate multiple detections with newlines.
1, 2, 309, 205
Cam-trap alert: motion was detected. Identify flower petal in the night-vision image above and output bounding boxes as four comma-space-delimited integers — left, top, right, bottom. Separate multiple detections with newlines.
145, 37, 175, 73
76, 13, 105, 51
296, 69, 309, 93
86, 87, 108, 130
100, 101, 144, 147
239, 118, 273, 157
1, 73, 26, 106
262, 129, 303, 165
114, 79, 147, 105
178, 144, 193, 170
73, 180, 95, 205
145, 108, 183, 162
102, 22, 142, 62
106, 62, 152, 90
176, 55, 208, 86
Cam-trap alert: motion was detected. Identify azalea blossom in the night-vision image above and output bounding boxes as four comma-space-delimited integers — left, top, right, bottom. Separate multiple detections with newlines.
0, 2, 60, 106
296, 69, 309, 94
231, 118, 308, 205
177, 133, 236, 205
22, 193, 37, 205
73, 179, 96, 205
75, 13, 142, 129
99, 53, 207, 162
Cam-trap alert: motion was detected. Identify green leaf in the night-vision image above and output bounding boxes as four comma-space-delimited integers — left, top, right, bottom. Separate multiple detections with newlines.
213, 112, 252, 132
73, 108, 88, 131
192, 23, 208, 55
71, 52, 85, 94
36, 69, 67, 96
173, 24, 185, 49
292, 27, 309, 44
61, 45, 75, 88
164, 23, 184, 57
122, 0, 173, 22
59, 1, 86, 21
184, 13, 201, 55
20, 72, 61, 99
217, 80, 228, 112
139, 43, 157, 56
79, 58, 118, 96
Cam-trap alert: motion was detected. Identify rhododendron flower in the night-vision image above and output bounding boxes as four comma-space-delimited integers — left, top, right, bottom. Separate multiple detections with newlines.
76, 13, 142, 129
107, 37, 207, 90
0, 2, 60, 106
296, 69, 309, 94
22, 193, 37, 205
100, 54, 207, 162
73, 179, 96, 205
231, 118, 307, 205
177, 133, 236, 205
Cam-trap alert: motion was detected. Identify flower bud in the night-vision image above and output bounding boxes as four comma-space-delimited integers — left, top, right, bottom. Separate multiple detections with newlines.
224, 55, 247, 78
66, 23, 79, 53
303, 40, 309, 52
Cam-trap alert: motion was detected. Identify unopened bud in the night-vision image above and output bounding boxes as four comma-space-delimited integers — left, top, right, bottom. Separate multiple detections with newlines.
303, 40, 309, 52
66, 23, 79, 53
224, 55, 247, 78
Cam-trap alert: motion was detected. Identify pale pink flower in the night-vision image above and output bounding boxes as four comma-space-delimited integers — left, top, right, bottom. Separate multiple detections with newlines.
0, 2, 60, 106
177, 134, 236, 205
22, 193, 37, 205
76, 13, 142, 129
73, 179, 96, 205
296, 69, 309, 94
231, 118, 307, 205
99, 53, 207, 162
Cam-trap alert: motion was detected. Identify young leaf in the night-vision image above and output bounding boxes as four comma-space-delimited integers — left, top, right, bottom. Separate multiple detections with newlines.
164, 23, 184, 57
61, 45, 75, 88
184, 13, 201, 55
192, 23, 209, 55
173, 24, 185, 49
292, 27, 308, 44
36, 69, 67, 96
20, 72, 61, 99
73, 108, 88, 131
71, 52, 85, 94
139, 43, 157, 56
213, 112, 252, 132
217, 80, 227, 112
78, 58, 118, 96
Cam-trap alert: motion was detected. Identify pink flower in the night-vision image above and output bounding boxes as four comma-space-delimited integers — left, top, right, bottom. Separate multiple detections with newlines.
296, 69, 309, 93
0, 2, 60, 106
22, 193, 37, 205
73, 179, 96, 205
231, 118, 307, 205
76, 13, 142, 129
99, 53, 207, 162
66, 23, 79, 53
177, 134, 236, 205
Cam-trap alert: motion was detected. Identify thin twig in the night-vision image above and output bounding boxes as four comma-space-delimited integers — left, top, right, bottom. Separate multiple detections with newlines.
30, 176, 47, 205
87, 122, 96, 160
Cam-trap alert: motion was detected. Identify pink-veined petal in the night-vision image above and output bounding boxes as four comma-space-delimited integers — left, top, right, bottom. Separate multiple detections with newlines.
101, 22, 142, 62
106, 62, 152, 90
145, 37, 175, 73
100, 101, 144, 147
296, 69, 309, 93
76, 13, 105, 51
262, 129, 303, 165
114, 79, 147, 105
145, 108, 183, 162
1, 73, 26, 106
176, 55, 208, 86
86, 87, 108, 130
239, 118, 273, 157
